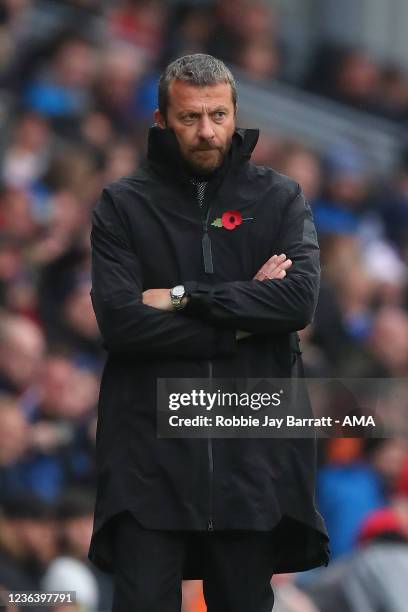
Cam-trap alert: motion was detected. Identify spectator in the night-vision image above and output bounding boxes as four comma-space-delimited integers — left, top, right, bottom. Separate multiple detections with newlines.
1, 112, 51, 189
108, 0, 168, 63
23, 33, 98, 134
93, 42, 147, 133
0, 314, 45, 395
0, 495, 57, 592
274, 142, 322, 202
54, 487, 113, 611
331, 49, 381, 114
306, 507, 408, 612
317, 437, 408, 559
161, 3, 215, 67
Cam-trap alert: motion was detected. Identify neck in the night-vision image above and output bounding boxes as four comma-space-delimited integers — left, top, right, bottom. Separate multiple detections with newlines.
187, 155, 230, 183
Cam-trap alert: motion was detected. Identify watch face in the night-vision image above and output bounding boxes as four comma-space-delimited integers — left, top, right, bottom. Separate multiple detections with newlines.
172, 285, 185, 298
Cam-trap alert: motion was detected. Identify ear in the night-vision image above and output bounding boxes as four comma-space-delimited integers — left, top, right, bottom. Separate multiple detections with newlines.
154, 109, 166, 129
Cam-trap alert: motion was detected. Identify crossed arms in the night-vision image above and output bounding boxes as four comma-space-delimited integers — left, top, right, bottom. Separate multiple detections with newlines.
142, 253, 292, 310
90, 186, 320, 358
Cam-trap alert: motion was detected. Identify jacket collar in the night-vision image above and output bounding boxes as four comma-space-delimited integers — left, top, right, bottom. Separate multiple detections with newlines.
146, 125, 259, 182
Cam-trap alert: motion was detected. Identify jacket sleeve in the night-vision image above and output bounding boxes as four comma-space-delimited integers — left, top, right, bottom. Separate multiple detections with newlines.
183, 187, 320, 334
90, 188, 237, 358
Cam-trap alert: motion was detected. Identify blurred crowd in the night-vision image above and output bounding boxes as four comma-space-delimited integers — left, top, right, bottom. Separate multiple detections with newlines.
1, 1, 408, 611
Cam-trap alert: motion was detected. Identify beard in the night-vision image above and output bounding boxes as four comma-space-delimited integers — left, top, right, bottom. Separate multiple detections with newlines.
182, 137, 233, 176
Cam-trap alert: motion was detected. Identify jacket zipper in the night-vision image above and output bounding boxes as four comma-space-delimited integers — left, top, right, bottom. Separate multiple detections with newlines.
202, 200, 214, 274
195, 185, 215, 529
207, 360, 214, 532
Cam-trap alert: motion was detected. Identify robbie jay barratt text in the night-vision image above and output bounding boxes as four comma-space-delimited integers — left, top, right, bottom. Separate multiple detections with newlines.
167, 415, 376, 428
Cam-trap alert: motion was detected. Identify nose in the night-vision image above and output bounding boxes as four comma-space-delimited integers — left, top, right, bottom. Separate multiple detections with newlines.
197, 115, 215, 141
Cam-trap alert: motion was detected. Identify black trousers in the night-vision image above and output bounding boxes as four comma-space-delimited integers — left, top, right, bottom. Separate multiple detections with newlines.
111, 512, 275, 612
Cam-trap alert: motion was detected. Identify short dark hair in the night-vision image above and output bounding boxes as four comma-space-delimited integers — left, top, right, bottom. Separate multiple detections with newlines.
158, 54, 237, 118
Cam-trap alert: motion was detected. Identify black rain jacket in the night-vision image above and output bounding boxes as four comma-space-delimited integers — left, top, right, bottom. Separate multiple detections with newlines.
88, 126, 330, 577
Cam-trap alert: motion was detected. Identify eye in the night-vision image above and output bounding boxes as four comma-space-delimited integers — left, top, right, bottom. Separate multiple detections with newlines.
213, 111, 227, 122
182, 114, 198, 124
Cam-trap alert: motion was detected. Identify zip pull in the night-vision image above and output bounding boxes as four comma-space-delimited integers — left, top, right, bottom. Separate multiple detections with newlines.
202, 231, 214, 274
207, 518, 214, 532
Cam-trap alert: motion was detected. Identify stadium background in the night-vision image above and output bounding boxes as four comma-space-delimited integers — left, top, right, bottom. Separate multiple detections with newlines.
1, 1, 408, 610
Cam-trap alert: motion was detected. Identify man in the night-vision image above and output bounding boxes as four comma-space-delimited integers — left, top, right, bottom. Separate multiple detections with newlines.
88, 54, 330, 611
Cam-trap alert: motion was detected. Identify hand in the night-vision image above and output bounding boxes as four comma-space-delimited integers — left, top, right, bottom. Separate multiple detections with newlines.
253, 253, 292, 281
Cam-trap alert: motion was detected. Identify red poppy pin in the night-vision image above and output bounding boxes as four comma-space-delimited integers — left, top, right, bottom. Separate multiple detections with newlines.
211, 210, 253, 231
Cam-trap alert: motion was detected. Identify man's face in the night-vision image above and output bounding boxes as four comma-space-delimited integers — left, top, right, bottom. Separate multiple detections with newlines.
155, 80, 236, 175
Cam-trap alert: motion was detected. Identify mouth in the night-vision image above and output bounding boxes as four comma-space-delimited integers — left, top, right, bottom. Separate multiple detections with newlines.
192, 148, 218, 154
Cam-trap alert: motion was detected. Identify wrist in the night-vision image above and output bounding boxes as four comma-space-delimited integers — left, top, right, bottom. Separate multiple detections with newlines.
170, 285, 188, 311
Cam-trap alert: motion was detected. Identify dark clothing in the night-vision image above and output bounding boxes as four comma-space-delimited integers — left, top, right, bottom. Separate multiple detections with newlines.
111, 511, 275, 612
88, 126, 330, 578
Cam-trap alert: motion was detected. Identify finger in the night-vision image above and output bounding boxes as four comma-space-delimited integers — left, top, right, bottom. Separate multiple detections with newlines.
268, 253, 287, 269
258, 256, 276, 274
259, 258, 281, 276
278, 258, 292, 269
262, 258, 292, 276
268, 253, 286, 264
264, 253, 285, 267
254, 262, 272, 278
263, 265, 290, 281
255, 255, 291, 280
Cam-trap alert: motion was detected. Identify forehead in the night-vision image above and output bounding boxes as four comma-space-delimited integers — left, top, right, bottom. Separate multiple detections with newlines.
167, 80, 234, 112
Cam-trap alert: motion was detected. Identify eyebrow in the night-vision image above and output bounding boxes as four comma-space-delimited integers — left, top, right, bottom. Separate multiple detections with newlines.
177, 106, 229, 117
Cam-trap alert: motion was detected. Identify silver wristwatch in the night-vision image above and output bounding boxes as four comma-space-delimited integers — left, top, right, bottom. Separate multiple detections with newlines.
170, 285, 186, 310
